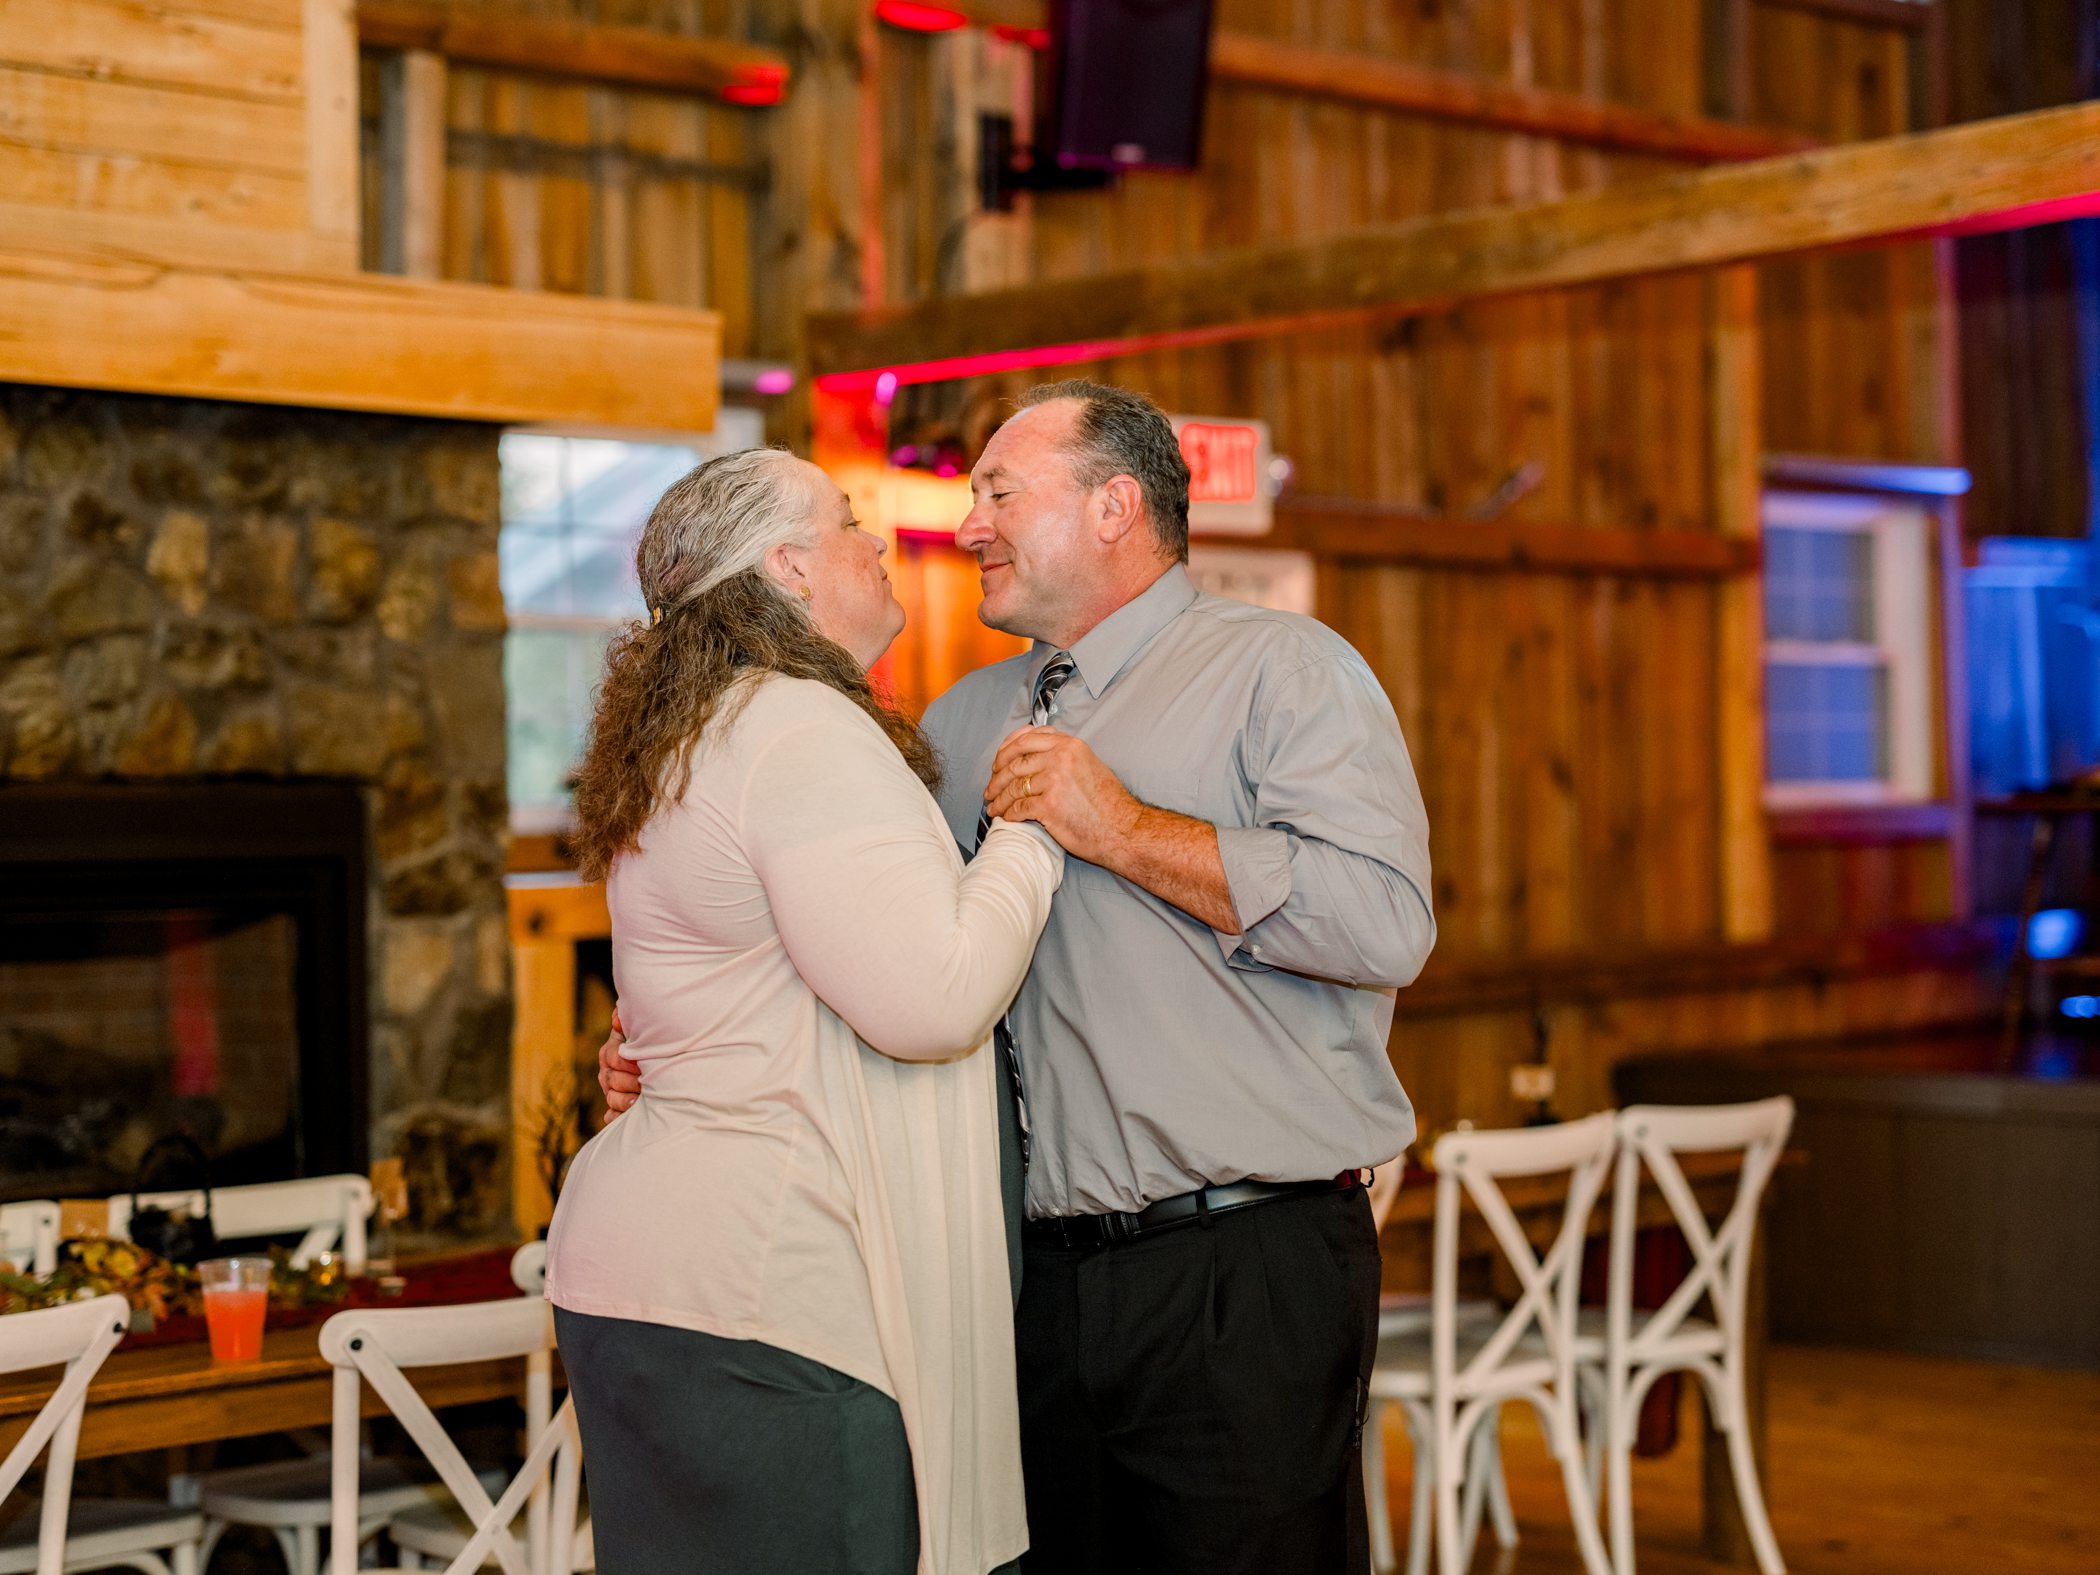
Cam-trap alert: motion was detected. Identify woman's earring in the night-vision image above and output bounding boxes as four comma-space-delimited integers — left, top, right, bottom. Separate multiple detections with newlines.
797, 584, 813, 603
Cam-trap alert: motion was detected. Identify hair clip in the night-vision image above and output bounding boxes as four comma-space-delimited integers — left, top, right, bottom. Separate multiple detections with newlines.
649, 604, 665, 626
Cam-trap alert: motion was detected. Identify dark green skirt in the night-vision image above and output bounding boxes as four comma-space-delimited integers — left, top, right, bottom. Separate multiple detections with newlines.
554, 1309, 917, 1575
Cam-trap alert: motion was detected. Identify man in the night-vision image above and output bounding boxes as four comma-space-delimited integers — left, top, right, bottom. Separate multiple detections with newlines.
603, 381, 1434, 1573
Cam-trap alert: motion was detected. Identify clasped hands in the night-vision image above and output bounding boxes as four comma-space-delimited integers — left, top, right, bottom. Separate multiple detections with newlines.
982, 725, 1143, 867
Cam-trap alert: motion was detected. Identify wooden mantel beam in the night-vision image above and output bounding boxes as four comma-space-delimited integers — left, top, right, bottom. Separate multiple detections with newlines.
807, 101, 2100, 385
0, 242, 721, 434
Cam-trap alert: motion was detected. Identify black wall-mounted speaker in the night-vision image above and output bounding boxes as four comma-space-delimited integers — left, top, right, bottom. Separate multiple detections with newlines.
1042, 0, 1215, 172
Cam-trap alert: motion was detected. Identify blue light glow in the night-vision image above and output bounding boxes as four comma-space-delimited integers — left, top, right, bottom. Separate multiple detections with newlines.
2028, 908, 2083, 960
2059, 995, 2100, 1019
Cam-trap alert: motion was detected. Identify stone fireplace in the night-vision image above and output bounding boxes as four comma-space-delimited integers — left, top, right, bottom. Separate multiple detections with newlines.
0, 383, 513, 1232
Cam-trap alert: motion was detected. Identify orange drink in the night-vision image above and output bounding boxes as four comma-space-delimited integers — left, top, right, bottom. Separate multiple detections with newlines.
198, 1257, 271, 1362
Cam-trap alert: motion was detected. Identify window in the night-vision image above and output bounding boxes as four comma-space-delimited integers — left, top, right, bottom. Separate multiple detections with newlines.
1762, 492, 1936, 807
500, 413, 765, 831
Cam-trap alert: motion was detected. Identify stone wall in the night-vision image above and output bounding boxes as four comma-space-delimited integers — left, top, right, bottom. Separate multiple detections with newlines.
0, 383, 512, 1231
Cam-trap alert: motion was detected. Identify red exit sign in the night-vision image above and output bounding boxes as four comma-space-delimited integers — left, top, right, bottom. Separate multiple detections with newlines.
1171, 416, 1274, 535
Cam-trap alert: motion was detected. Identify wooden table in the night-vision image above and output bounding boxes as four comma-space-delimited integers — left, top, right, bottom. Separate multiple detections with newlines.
0, 1248, 540, 1462
0, 1320, 537, 1463
1377, 1148, 1777, 1567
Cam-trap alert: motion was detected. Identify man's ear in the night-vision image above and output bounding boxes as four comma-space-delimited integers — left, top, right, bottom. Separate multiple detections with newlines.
1094, 474, 1146, 545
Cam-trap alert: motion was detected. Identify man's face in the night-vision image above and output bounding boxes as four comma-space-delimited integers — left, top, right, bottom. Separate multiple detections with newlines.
957, 401, 1097, 640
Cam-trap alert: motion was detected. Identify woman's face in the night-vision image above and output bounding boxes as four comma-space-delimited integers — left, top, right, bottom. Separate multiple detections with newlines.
775, 463, 905, 670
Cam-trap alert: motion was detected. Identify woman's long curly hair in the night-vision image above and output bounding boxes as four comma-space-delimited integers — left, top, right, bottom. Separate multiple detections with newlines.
569, 447, 939, 882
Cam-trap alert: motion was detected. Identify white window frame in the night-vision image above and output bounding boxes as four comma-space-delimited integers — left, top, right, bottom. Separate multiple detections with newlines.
500, 413, 766, 835
1761, 489, 1936, 810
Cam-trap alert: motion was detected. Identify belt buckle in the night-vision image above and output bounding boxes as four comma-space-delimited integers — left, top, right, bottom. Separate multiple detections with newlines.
1103, 1212, 1136, 1246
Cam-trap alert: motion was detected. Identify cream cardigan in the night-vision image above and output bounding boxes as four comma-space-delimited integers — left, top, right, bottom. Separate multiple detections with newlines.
545, 674, 1060, 1575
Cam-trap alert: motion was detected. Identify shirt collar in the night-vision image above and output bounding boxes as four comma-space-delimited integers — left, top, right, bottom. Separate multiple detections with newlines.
1039, 564, 1196, 700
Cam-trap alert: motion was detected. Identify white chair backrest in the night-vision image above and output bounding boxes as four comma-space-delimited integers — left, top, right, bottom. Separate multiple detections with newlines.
1608, 1098, 1795, 1361
0, 1294, 131, 1575
1367, 1159, 1404, 1234
0, 1202, 60, 1277
320, 1297, 578, 1575
509, 1241, 547, 1297
109, 1174, 373, 1274
1430, 1113, 1616, 1397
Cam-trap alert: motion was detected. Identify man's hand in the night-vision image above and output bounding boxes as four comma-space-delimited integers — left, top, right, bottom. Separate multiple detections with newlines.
598, 1006, 641, 1120
984, 726, 1241, 933
983, 726, 1144, 867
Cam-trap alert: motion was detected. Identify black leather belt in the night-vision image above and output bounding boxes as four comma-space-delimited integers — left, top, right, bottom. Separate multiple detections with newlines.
1021, 1171, 1365, 1252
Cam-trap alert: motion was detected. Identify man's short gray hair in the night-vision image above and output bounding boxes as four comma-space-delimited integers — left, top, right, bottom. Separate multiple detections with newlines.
1016, 379, 1190, 562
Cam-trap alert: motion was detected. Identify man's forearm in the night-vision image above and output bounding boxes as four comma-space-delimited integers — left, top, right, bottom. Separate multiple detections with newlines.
1098, 804, 1240, 933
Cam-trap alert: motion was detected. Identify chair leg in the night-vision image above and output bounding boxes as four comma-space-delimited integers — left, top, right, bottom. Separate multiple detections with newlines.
1720, 1374, 1787, 1575
1458, 1410, 1498, 1570
1402, 1404, 1434, 1575
1483, 1417, 1519, 1549
1433, 1449, 1466, 1575
195, 1519, 226, 1573
1607, 1386, 1638, 1575
291, 1522, 321, 1575
1546, 1392, 1617, 1575
1366, 1399, 1398, 1575
171, 1537, 200, 1575
1579, 1368, 1607, 1513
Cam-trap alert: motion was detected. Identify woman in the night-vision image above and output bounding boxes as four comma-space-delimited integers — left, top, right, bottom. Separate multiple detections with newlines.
544, 448, 1060, 1575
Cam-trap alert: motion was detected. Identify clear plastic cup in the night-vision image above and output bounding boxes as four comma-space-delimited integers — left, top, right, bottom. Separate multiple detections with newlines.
197, 1257, 271, 1362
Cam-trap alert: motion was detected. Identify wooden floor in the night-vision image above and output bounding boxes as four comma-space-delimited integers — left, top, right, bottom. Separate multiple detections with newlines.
1377, 1345, 2100, 1575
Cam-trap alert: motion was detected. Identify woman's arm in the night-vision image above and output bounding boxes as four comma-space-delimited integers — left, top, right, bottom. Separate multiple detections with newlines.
742, 698, 1061, 1062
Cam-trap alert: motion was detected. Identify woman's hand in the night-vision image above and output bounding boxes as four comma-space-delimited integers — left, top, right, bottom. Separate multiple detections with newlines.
982, 726, 1144, 867
598, 1006, 642, 1120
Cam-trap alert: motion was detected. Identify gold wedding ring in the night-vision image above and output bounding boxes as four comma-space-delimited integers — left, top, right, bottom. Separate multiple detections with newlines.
1024, 775, 1034, 797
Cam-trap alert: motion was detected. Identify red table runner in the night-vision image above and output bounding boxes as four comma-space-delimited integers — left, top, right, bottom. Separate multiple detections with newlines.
122, 1246, 524, 1350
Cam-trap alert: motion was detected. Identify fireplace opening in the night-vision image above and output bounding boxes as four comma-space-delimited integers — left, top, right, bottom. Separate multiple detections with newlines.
0, 782, 368, 1203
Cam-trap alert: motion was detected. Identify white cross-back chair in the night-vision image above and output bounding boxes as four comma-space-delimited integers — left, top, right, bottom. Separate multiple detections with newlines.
1573, 1099, 1793, 1575
1362, 1154, 1518, 1575
0, 1204, 60, 1278
321, 1296, 580, 1575
110, 1175, 373, 1274
385, 1243, 592, 1574
0, 1294, 204, 1575
1367, 1114, 1618, 1575
123, 1174, 390, 1575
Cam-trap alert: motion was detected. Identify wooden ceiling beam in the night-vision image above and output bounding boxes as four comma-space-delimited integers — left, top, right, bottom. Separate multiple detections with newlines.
355, 0, 789, 102
911, 6, 1811, 161
1753, 0, 1931, 31
1209, 34, 1813, 162
1238, 508, 1762, 578
807, 101, 2100, 384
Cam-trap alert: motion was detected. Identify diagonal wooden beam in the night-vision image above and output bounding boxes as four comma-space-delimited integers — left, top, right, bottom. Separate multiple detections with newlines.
808, 100, 2100, 386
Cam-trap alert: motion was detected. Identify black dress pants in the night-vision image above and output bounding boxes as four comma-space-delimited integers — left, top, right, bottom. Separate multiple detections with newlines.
1015, 1186, 1383, 1575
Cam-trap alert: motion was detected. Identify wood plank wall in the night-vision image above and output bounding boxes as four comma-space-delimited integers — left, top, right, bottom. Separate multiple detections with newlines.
1746, 2, 1967, 935
356, 0, 762, 353
1946, 0, 2100, 549
0, 0, 356, 267
846, 0, 1993, 1131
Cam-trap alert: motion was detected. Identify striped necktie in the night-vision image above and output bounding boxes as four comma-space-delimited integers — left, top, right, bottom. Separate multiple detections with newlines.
974, 650, 1075, 1168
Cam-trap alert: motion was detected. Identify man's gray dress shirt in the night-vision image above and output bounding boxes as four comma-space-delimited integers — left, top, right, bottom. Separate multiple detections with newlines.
922, 565, 1434, 1220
